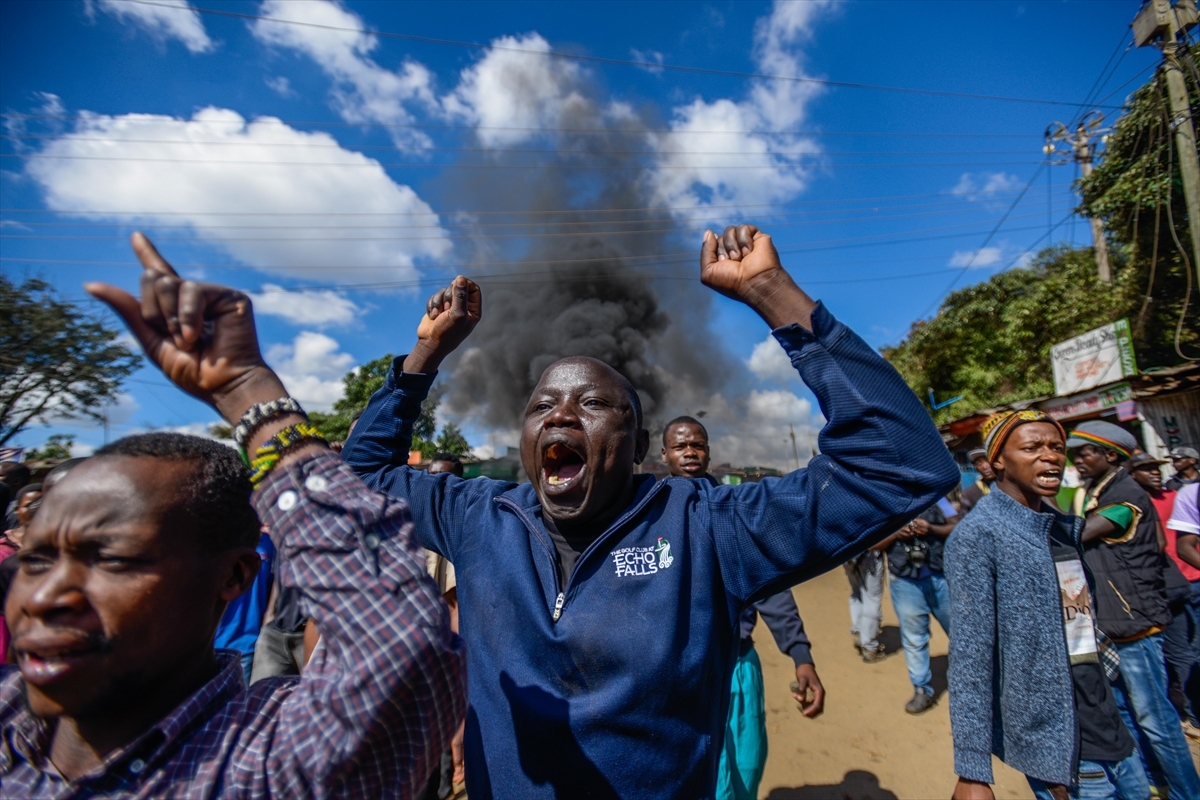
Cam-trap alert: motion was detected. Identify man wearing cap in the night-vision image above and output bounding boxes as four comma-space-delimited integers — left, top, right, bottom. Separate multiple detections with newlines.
1130, 452, 1200, 737
1167, 446, 1199, 492
948, 410, 1148, 800
1069, 421, 1200, 797
958, 448, 995, 516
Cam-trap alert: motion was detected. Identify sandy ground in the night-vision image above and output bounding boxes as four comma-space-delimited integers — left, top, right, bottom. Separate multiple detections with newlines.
754, 568, 1200, 799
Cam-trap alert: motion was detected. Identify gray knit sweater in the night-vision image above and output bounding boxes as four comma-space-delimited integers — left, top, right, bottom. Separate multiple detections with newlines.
944, 488, 1081, 786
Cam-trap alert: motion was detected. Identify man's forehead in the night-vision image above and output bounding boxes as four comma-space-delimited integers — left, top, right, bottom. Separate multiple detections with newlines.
535, 359, 626, 395
666, 423, 707, 441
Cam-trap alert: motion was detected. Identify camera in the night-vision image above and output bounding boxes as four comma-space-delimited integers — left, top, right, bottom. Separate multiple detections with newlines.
904, 539, 929, 568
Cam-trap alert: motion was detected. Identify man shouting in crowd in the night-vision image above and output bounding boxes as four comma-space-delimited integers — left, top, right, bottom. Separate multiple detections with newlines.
661, 415, 825, 800
342, 224, 959, 799
0, 234, 465, 797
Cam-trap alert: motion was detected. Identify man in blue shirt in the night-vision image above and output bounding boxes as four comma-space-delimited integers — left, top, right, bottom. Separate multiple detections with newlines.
343, 224, 959, 798
213, 528, 274, 684
875, 493, 959, 714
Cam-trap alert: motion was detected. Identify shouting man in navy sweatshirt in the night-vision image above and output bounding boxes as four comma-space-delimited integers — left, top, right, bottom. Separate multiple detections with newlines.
342, 224, 959, 799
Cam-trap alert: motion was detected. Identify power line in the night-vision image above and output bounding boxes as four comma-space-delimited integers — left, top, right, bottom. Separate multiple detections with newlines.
0, 192, 1056, 232
0, 219, 1057, 272
0, 134, 1042, 157
916, 161, 1048, 318
0, 201, 1055, 242
0, 211, 1050, 244
0, 113, 1049, 139
0, 153, 1043, 170
0, 188, 1050, 217
113, 0, 1123, 110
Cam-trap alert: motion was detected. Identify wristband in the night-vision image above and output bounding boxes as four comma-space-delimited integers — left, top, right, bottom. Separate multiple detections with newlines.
249, 422, 329, 489
233, 397, 305, 448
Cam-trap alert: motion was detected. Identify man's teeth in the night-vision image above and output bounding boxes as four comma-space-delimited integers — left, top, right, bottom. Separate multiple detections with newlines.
548, 475, 565, 486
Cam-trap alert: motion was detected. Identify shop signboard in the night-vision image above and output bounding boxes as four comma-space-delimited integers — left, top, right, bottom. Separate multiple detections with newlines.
1040, 381, 1133, 421
1050, 319, 1137, 396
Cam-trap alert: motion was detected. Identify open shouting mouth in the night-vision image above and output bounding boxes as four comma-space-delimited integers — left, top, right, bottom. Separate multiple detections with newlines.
15, 632, 109, 688
542, 441, 587, 495
1034, 467, 1063, 491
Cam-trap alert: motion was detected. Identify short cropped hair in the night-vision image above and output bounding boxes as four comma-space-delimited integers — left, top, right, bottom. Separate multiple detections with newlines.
663, 416, 708, 446
0, 462, 31, 486
94, 433, 259, 552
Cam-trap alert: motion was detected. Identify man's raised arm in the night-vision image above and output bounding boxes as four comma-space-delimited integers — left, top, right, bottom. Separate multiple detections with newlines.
87, 234, 465, 797
697, 226, 960, 602
339, 276, 497, 559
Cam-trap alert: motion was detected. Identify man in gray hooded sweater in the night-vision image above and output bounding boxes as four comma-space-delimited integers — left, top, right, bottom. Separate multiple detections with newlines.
945, 409, 1147, 800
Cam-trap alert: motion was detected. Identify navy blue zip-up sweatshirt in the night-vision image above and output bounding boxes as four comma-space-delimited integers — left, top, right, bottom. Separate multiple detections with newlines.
342, 302, 958, 799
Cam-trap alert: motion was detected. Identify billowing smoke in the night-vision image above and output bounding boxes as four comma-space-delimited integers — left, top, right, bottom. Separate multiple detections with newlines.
437, 78, 737, 432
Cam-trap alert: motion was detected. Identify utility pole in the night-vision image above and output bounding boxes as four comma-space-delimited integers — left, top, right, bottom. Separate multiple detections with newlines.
1044, 112, 1113, 281
789, 424, 801, 471
1134, 0, 1200, 288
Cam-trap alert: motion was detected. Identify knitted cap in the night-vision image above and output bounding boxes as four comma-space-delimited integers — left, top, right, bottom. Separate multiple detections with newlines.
1066, 420, 1138, 460
980, 409, 1066, 463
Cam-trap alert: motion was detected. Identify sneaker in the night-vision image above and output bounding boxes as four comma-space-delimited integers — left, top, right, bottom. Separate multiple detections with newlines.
905, 688, 936, 715
861, 645, 886, 663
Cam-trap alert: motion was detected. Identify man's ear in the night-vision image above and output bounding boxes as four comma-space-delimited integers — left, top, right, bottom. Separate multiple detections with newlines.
660, 446, 668, 463
219, 549, 262, 603
634, 429, 651, 465
1106, 450, 1120, 465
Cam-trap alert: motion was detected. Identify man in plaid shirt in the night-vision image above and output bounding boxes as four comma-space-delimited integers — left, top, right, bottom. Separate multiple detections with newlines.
0, 233, 465, 798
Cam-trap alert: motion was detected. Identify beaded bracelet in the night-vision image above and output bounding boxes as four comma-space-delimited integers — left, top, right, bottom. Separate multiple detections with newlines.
249, 422, 329, 489
233, 397, 306, 448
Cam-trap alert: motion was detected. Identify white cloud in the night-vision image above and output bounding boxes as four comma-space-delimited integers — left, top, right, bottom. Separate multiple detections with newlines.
951, 171, 1022, 202
251, 0, 436, 148
25, 106, 450, 283
249, 284, 361, 328
667, 388, 821, 472
91, 0, 214, 54
948, 246, 1004, 269
264, 75, 296, 98
443, 33, 589, 149
265, 331, 354, 410
746, 335, 798, 384
643, 0, 833, 216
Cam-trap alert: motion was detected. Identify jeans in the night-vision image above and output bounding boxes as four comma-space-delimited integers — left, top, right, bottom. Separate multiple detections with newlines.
716, 647, 768, 800
249, 623, 306, 683
845, 552, 885, 650
1111, 633, 1200, 800
889, 573, 950, 694
1026, 753, 1150, 800
238, 650, 254, 686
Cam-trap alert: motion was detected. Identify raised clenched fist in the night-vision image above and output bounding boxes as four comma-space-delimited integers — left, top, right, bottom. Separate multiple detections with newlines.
404, 275, 482, 375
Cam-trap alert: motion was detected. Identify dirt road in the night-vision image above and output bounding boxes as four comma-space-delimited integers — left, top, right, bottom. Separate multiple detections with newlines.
754, 568, 1200, 799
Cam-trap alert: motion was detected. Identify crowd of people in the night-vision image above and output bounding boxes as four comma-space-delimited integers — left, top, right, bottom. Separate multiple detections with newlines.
0, 225, 1196, 799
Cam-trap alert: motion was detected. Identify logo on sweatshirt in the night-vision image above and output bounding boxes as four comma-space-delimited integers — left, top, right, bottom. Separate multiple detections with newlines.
611, 539, 675, 577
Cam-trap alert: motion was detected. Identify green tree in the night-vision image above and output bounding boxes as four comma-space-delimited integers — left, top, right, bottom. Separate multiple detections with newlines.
25, 433, 75, 461
1079, 41, 1199, 363
0, 276, 140, 446
433, 422, 473, 458
308, 355, 454, 457
883, 247, 1135, 423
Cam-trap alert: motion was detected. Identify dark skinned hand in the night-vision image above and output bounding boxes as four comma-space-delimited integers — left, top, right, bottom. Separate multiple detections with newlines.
85, 233, 286, 425
951, 778, 995, 800
403, 275, 482, 375
790, 663, 826, 718
909, 518, 931, 536
699, 224, 817, 331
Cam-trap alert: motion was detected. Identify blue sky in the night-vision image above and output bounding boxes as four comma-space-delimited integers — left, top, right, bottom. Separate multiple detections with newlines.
0, 0, 1165, 467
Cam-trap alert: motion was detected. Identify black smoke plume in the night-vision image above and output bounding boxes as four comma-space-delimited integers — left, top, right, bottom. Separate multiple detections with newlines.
435, 88, 738, 432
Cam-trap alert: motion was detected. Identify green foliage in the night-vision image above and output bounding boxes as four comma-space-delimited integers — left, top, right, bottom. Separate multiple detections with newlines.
307, 354, 396, 442
25, 433, 75, 461
883, 247, 1136, 423
1079, 42, 1200, 364
0, 276, 140, 446
433, 422, 473, 458
307, 355, 467, 458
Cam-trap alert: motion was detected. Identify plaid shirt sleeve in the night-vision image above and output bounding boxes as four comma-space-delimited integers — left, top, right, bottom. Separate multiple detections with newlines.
253, 449, 466, 798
